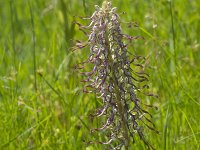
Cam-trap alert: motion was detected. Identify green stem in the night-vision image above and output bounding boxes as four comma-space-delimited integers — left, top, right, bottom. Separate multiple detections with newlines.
106, 35, 130, 150
102, 1, 130, 148
113, 80, 130, 150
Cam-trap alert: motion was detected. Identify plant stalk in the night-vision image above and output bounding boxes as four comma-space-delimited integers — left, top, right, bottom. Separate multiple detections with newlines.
106, 34, 130, 149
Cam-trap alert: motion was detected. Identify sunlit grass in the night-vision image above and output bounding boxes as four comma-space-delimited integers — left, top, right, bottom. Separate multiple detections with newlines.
0, 0, 199, 149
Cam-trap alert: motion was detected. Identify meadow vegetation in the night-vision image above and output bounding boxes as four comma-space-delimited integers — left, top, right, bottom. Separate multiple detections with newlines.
0, 0, 199, 149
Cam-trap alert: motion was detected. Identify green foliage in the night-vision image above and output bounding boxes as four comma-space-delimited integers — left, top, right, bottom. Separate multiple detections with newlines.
0, 0, 199, 149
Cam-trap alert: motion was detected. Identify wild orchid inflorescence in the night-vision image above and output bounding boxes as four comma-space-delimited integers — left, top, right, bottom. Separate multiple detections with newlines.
74, 1, 158, 149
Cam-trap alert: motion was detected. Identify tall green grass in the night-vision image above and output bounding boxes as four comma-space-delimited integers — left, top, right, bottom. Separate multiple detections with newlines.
0, 0, 199, 149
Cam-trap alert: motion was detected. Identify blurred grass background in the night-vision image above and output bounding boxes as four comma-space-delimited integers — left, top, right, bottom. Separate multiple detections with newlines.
0, 0, 199, 149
